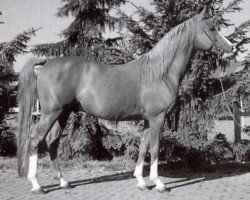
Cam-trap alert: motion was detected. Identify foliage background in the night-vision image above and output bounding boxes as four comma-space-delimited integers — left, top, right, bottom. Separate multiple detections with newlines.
0, 13, 38, 156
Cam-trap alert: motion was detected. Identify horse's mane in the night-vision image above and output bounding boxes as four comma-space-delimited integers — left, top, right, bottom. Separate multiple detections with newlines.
140, 16, 197, 84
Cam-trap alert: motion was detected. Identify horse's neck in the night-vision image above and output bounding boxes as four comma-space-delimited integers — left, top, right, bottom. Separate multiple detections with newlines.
164, 35, 194, 86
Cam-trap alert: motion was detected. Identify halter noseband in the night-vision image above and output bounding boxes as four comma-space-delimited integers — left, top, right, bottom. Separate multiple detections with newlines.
201, 27, 224, 56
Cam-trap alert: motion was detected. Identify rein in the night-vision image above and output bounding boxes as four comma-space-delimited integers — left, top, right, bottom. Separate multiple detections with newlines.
219, 76, 242, 127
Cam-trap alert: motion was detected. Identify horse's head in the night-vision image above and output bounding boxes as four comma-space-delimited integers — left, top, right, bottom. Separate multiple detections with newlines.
194, 6, 233, 53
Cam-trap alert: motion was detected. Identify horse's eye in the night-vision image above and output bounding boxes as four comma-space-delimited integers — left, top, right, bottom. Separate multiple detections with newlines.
210, 27, 216, 32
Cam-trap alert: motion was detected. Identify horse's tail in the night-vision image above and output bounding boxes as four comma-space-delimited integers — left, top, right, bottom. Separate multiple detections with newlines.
17, 58, 40, 177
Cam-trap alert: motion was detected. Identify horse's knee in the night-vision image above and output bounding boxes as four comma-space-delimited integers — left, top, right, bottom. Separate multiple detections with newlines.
139, 135, 149, 156
139, 147, 147, 157
150, 146, 159, 157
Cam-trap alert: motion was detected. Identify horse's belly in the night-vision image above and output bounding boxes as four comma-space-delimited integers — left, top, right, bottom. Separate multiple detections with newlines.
77, 89, 143, 121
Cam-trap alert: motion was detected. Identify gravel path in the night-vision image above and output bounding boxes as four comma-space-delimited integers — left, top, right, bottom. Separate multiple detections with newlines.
1, 160, 250, 200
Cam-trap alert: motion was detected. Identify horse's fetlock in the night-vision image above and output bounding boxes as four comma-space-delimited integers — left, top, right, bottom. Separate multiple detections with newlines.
149, 175, 157, 182
28, 174, 37, 180
133, 172, 140, 178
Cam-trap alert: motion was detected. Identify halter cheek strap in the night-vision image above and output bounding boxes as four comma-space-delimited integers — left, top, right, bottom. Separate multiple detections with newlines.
202, 27, 224, 57
201, 27, 218, 50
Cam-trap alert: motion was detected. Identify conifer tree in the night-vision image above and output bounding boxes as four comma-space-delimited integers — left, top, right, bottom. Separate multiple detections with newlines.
0, 28, 36, 128
32, 0, 130, 64
0, 12, 36, 155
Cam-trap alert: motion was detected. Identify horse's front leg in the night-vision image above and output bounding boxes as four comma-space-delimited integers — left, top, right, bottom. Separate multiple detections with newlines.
134, 121, 150, 190
148, 112, 167, 192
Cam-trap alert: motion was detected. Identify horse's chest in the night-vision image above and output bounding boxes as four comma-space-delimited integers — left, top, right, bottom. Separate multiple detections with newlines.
141, 85, 177, 116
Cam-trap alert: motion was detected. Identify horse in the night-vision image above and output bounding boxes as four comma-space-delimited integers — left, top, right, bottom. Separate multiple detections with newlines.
17, 6, 233, 194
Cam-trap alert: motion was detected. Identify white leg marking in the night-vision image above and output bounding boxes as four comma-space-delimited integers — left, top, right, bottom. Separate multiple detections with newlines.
60, 177, 69, 188
134, 162, 146, 187
150, 159, 165, 190
27, 154, 41, 191
56, 172, 69, 188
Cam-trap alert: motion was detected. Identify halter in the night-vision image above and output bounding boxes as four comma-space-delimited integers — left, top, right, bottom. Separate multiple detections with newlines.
202, 27, 217, 49
202, 27, 225, 58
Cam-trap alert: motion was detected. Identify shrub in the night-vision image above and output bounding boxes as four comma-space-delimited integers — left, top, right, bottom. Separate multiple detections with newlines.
101, 120, 143, 160
233, 140, 250, 162
59, 112, 112, 160
0, 125, 17, 157
158, 131, 234, 171
59, 115, 143, 161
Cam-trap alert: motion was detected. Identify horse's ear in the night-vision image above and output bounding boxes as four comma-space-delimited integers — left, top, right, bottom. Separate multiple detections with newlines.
199, 6, 208, 20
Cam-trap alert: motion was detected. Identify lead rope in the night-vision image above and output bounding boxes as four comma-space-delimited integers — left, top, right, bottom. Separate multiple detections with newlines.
202, 26, 243, 127
216, 53, 242, 127
219, 77, 242, 127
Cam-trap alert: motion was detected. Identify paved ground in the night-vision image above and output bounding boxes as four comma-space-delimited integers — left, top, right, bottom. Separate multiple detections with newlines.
1, 162, 250, 200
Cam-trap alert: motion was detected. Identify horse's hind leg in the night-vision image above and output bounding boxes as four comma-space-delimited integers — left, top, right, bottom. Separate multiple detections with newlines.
28, 110, 61, 194
47, 112, 71, 189
134, 121, 150, 190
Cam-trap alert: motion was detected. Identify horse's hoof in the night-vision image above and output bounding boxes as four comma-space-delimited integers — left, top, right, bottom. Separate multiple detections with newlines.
156, 186, 171, 193
61, 183, 73, 190
137, 185, 150, 191
31, 188, 46, 195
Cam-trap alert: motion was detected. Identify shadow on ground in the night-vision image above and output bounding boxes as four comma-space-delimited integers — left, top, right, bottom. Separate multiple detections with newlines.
42, 162, 250, 193
43, 171, 134, 193
159, 162, 250, 191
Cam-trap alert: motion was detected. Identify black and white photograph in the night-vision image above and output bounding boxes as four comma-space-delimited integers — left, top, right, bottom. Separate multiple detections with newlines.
0, 0, 250, 199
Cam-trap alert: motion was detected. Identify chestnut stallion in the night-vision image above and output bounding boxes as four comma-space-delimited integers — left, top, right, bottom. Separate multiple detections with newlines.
18, 7, 233, 194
